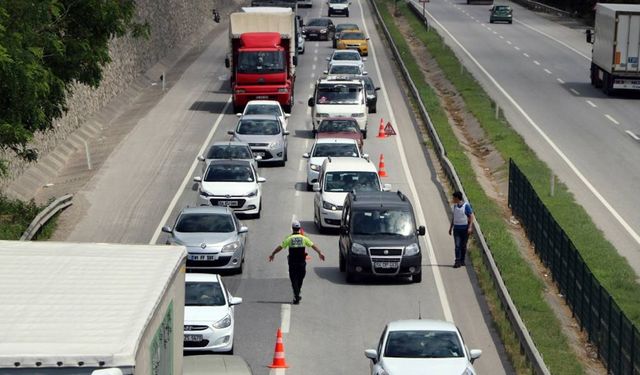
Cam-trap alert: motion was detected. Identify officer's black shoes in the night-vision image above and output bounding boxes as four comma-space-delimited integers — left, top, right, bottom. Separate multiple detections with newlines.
293, 296, 302, 305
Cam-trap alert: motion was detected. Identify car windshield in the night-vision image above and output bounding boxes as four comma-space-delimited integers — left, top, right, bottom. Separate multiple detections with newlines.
185, 282, 226, 307
175, 213, 235, 233
331, 0, 348, 3
245, 104, 282, 117
324, 171, 379, 192
237, 119, 281, 135
237, 51, 285, 74
352, 209, 415, 236
329, 65, 362, 75
341, 32, 365, 40
337, 24, 359, 32
204, 164, 254, 182
312, 143, 359, 157
206, 145, 252, 159
384, 330, 464, 358
318, 119, 360, 133
308, 19, 329, 26
333, 52, 360, 61
316, 84, 362, 104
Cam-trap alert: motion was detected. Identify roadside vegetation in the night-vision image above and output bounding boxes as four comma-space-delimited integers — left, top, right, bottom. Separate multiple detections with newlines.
372, 0, 617, 373
0, 195, 56, 240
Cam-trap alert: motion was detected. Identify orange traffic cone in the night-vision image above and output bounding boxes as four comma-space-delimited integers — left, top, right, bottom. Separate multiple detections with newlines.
378, 154, 388, 177
377, 118, 386, 138
268, 328, 290, 369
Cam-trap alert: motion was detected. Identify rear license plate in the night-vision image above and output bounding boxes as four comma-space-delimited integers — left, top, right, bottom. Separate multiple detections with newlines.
256, 95, 269, 99
184, 334, 203, 342
374, 261, 398, 269
218, 200, 239, 207
188, 254, 218, 261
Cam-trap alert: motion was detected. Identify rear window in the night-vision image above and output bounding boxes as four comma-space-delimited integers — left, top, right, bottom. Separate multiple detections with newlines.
312, 143, 359, 157
245, 104, 282, 117
341, 32, 365, 40
333, 52, 360, 61
329, 65, 362, 75
175, 213, 235, 233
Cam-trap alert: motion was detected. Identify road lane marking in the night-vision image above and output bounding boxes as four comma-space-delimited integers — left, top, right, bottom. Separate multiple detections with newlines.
149, 98, 232, 244
544, 68, 552, 74
281, 303, 291, 333
420, 6, 640, 248
605, 114, 620, 125
358, 0, 454, 322
514, 46, 520, 50
506, 41, 512, 45
626, 130, 640, 141
313, 56, 318, 62
586, 100, 597, 108
523, 53, 530, 58
515, 19, 590, 60
499, 35, 504, 39
557, 78, 565, 84
533, 60, 540, 66
570, 88, 580, 95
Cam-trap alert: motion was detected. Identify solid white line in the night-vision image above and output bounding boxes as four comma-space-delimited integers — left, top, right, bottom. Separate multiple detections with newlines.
422, 7, 640, 246
626, 130, 640, 141
586, 100, 597, 108
557, 78, 565, 84
533, 60, 540, 66
515, 19, 590, 60
280, 303, 291, 333
544, 68, 552, 74
570, 88, 580, 95
149, 98, 232, 244
523, 53, 530, 58
605, 114, 620, 125
514, 46, 520, 51
358, 0, 454, 322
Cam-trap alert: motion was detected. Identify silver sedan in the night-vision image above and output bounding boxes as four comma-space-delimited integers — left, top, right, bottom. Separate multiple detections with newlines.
228, 114, 289, 166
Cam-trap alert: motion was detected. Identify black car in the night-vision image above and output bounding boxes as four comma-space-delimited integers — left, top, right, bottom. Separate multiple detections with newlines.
360, 76, 380, 113
339, 190, 426, 283
303, 18, 336, 41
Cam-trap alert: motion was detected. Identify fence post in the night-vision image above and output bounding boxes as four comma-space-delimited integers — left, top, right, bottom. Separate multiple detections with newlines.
550, 174, 555, 196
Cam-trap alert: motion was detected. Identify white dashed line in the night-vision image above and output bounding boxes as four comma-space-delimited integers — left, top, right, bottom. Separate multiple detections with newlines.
487, 27, 492, 31
493, 31, 498, 35
605, 114, 620, 125
626, 130, 640, 141
523, 53, 530, 58
506, 41, 512, 45
557, 78, 565, 84
570, 88, 580, 95
281, 304, 291, 333
312, 64, 316, 70
586, 100, 597, 108
313, 56, 318, 62
499, 35, 504, 39
544, 68, 552, 74
533, 60, 541, 66
514, 46, 520, 50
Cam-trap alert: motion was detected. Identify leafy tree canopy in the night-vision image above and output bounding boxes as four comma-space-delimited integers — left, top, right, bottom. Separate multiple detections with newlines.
0, 0, 147, 174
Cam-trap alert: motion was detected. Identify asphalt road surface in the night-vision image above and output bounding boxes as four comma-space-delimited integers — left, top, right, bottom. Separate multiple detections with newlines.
58, 0, 513, 373
411, 0, 640, 273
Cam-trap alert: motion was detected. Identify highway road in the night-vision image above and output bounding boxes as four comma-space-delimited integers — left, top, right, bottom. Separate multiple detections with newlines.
411, 0, 640, 272
56, 0, 512, 373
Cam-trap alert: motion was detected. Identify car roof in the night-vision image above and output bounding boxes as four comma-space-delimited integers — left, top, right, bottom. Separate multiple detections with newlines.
386, 319, 458, 333
330, 60, 363, 66
179, 206, 233, 215
245, 100, 281, 106
323, 117, 359, 121
349, 191, 413, 209
332, 49, 361, 56
322, 157, 376, 172
315, 137, 359, 144
318, 77, 364, 84
210, 141, 251, 147
207, 159, 253, 166
341, 30, 365, 36
238, 114, 280, 121
337, 23, 359, 28
185, 272, 222, 283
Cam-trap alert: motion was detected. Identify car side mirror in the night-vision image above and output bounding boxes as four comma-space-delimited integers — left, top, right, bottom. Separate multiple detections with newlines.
312, 182, 321, 192
418, 225, 426, 236
229, 296, 243, 306
161, 226, 172, 233
326, 56, 331, 61
363, 71, 368, 75
382, 183, 391, 192
469, 349, 482, 363
285, 113, 291, 118
227, 130, 234, 135
366, 37, 370, 40
362, 153, 369, 159
323, 70, 329, 75
586, 29, 594, 44
308, 98, 315, 107
193, 176, 202, 183
225, 57, 230, 68
258, 177, 267, 183
236, 113, 242, 117
254, 155, 263, 161
375, 87, 381, 91
364, 349, 378, 362
303, 152, 310, 158
362, 57, 367, 62
238, 226, 249, 234
197, 155, 205, 162
284, 130, 290, 135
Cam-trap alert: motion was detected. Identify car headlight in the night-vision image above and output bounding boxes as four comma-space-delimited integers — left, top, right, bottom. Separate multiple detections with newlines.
351, 113, 365, 118
316, 113, 329, 118
310, 164, 320, 171
277, 88, 288, 93
405, 243, 420, 256
213, 314, 232, 329
322, 200, 338, 211
222, 241, 240, 253
200, 189, 213, 197
246, 189, 258, 197
320, 29, 327, 33
351, 243, 367, 255
268, 141, 281, 149
461, 367, 475, 375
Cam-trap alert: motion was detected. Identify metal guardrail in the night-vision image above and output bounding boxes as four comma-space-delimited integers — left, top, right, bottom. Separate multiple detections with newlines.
20, 194, 73, 241
368, 0, 551, 373
509, 0, 573, 18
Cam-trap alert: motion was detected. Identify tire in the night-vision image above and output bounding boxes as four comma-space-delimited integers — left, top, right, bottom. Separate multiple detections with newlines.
339, 252, 346, 272
371, 105, 377, 114
346, 270, 356, 284
508, 20, 512, 24
412, 272, 422, 283
328, 10, 332, 17
602, 71, 613, 95
333, 40, 337, 48
314, 207, 325, 233
362, 129, 367, 139
306, 183, 313, 191
489, 19, 494, 23
225, 347, 234, 355
255, 200, 262, 219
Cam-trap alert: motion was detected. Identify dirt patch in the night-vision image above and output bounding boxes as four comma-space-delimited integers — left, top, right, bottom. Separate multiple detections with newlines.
387, 4, 605, 374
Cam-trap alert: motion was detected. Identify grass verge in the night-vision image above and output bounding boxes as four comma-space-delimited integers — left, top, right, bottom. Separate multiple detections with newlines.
0, 195, 57, 240
375, 0, 587, 373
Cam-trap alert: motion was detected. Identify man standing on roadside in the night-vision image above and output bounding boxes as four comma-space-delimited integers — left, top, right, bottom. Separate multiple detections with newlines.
448, 191, 474, 268
268, 220, 325, 304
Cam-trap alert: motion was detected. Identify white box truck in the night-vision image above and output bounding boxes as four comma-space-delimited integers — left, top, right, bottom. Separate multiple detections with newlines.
588, 3, 640, 94
0, 241, 186, 375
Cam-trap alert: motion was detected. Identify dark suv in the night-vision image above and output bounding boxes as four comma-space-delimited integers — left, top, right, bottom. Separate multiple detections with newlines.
338, 190, 426, 283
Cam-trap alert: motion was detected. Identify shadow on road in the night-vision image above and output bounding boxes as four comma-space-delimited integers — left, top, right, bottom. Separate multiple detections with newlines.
294, 129, 314, 139
563, 81, 640, 99
189, 100, 230, 113
314, 266, 414, 286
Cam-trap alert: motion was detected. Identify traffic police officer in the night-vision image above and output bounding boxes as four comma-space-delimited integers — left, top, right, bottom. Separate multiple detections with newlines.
268, 220, 325, 304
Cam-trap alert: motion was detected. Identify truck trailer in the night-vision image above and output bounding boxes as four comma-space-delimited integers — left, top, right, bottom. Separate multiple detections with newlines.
0, 241, 186, 375
588, 3, 640, 94
226, 8, 297, 113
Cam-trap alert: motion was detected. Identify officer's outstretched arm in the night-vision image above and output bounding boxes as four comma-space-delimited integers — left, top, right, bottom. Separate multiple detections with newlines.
311, 244, 325, 261
269, 246, 284, 262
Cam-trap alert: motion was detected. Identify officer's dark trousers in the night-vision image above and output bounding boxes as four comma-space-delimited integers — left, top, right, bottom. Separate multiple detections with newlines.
288, 261, 307, 298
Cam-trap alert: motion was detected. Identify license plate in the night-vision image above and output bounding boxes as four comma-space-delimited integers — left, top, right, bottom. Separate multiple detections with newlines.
374, 261, 398, 269
188, 254, 218, 261
256, 95, 269, 99
308, 34, 317, 37
184, 334, 203, 342
218, 200, 239, 207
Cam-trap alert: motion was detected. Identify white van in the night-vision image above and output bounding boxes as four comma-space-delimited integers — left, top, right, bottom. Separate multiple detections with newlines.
313, 157, 390, 231
308, 77, 369, 137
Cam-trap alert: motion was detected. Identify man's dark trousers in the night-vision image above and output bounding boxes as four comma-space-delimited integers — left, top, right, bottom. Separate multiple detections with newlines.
288, 261, 307, 299
453, 227, 469, 263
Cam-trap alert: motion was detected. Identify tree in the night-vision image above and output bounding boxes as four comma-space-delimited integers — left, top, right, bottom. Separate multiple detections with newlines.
0, 0, 148, 174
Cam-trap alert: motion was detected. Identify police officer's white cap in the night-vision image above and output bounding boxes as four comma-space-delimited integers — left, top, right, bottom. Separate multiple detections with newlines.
292, 220, 301, 229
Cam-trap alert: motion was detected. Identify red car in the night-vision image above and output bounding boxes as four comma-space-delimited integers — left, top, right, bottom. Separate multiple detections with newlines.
315, 118, 364, 150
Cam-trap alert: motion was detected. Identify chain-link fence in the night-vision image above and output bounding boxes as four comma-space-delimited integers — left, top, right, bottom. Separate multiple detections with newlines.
508, 159, 640, 374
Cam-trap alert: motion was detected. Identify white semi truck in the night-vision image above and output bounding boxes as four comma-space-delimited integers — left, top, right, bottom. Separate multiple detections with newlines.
0, 241, 186, 375
588, 3, 640, 94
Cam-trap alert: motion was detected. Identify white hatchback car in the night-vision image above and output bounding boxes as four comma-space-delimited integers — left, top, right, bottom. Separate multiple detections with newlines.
194, 159, 266, 218
326, 49, 365, 70
184, 273, 242, 353
308, 77, 368, 136
303, 138, 365, 190
365, 320, 482, 375
238, 100, 290, 127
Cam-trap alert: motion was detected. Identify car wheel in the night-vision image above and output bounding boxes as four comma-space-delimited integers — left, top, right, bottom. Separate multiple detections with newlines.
346, 10, 350, 17
225, 346, 234, 355
412, 272, 422, 283
314, 207, 325, 233
333, 40, 337, 48
346, 270, 356, 284
371, 105, 377, 114
339, 252, 346, 272
489, 19, 494, 23
307, 183, 313, 191
508, 20, 512, 24
255, 200, 262, 219
233, 103, 242, 113
362, 129, 367, 139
